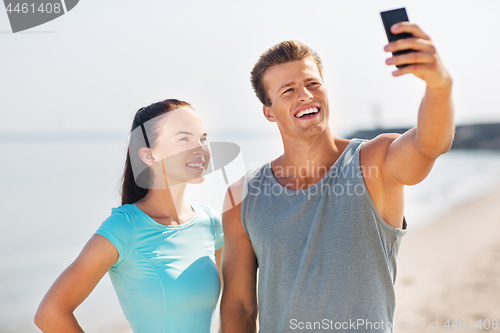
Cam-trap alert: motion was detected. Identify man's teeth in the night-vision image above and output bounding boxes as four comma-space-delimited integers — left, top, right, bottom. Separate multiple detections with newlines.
295, 107, 318, 118
187, 163, 204, 167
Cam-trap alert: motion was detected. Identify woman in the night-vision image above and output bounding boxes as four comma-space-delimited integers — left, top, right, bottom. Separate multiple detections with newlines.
35, 99, 224, 333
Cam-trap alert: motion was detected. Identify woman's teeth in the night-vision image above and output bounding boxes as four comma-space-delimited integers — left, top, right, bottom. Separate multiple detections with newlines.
186, 163, 204, 168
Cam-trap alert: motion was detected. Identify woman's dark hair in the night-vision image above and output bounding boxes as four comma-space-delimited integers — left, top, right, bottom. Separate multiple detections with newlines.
121, 99, 192, 205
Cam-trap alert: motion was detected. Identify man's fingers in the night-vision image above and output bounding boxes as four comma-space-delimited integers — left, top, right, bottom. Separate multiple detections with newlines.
391, 22, 430, 40
391, 63, 433, 77
384, 38, 435, 54
385, 24, 451, 89
387, 51, 435, 67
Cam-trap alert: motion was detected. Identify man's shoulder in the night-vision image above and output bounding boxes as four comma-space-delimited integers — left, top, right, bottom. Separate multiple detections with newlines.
333, 137, 351, 152
333, 137, 351, 145
359, 133, 401, 163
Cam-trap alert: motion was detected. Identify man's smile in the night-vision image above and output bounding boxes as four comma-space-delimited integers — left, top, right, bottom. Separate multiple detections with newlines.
294, 105, 320, 119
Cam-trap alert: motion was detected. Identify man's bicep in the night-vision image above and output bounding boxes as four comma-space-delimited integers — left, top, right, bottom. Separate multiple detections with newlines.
382, 129, 437, 185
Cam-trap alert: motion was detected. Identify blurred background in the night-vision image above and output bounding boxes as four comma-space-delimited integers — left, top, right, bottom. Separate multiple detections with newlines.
1, 1, 499, 332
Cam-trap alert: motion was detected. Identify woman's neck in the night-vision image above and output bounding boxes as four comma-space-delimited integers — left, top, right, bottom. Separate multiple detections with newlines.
134, 182, 193, 225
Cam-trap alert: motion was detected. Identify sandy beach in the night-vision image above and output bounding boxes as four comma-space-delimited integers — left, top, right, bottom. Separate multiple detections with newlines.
394, 184, 500, 332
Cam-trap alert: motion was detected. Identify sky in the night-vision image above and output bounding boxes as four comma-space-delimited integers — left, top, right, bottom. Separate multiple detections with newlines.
1, 0, 499, 138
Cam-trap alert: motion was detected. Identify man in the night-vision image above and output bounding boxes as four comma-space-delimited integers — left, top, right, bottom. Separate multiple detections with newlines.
221, 22, 453, 332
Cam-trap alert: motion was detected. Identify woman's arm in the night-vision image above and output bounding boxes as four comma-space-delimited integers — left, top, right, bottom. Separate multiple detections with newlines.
34, 235, 118, 332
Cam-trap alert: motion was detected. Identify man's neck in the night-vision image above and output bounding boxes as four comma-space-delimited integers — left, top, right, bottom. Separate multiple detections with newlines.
271, 128, 348, 189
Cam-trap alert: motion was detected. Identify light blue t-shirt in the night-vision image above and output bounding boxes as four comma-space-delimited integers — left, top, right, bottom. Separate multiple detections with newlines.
95, 202, 224, 333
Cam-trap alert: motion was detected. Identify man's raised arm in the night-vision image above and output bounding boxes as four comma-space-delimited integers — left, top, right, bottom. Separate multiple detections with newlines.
220, 177, 258, 333
379, 22, 454, 186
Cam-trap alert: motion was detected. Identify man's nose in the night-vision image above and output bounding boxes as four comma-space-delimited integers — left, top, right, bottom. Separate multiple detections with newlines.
298, 86, 313, 101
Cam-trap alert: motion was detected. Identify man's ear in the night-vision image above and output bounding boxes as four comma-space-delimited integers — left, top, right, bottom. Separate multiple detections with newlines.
263, 105, 276, 122
138, 147, 156, 166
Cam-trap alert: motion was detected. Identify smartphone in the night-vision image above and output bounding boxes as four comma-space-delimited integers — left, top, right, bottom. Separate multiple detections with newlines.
380, 7, 414, 68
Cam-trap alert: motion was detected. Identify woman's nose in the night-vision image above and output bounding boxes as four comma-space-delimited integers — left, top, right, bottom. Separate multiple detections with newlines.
192, 143, 209, 156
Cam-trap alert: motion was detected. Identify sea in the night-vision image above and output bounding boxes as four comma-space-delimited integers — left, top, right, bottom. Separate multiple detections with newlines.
1, 133, 500, 333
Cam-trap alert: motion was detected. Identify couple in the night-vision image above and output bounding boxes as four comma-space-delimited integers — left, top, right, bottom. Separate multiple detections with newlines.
35, 22, 454, 333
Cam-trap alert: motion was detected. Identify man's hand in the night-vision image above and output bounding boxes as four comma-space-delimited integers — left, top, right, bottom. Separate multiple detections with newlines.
384, 22, 452, 91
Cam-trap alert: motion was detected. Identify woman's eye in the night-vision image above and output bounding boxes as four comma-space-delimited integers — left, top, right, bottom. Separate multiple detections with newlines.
200, 137, 207, 143
180, 137, 189, 141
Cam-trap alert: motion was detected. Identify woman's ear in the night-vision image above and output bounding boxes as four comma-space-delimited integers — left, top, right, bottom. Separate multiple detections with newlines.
263, 105, 276, 122
138, 147, 156, 166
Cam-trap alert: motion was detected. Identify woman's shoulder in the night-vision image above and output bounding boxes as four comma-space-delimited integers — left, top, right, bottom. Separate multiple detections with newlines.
190, 203, 222, 231
95, 205, 136, 267
98, 204, 135, 230
108, 204, 135, 220
190, 203, 224, 249
111, 204, 135, 217
190, 202, 220, 218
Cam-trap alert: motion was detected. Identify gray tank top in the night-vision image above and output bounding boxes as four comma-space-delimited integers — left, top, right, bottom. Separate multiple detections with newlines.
241, 139, 407, 333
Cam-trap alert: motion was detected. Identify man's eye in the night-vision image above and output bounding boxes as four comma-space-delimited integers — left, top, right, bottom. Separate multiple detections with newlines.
282, 88, 293, 95
309, 82, 319, 86
200, 137, 207, 143
180, 137, 189, 141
